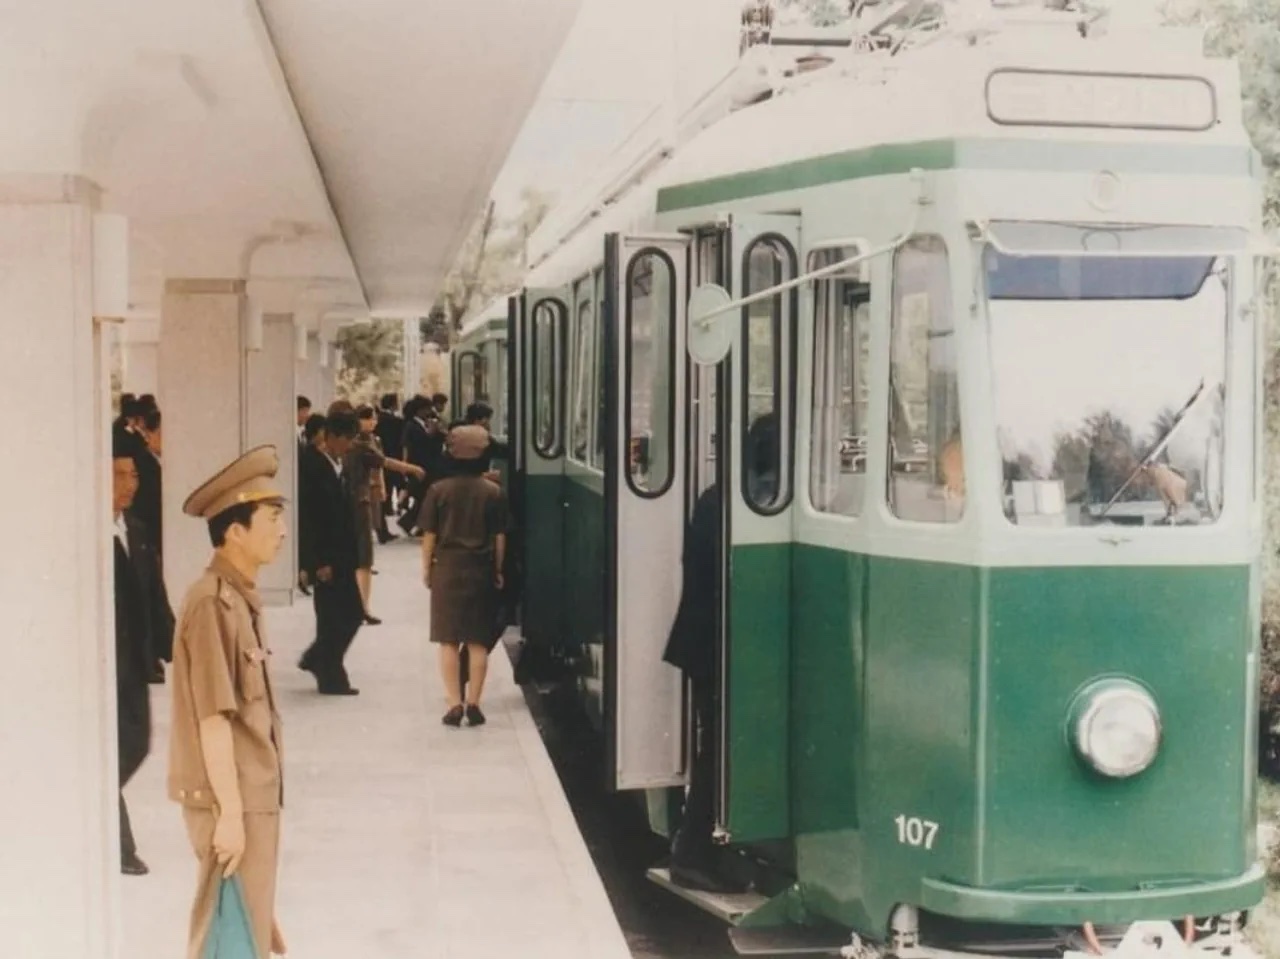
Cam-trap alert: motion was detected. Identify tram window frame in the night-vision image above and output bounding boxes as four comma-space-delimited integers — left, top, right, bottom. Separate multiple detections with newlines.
740, 234, 797, 516
624, 248, 678, 498
569, 278, 595, 466
809, 246, 871, 518
531, 298, 566, 460
886, 235, 964, 525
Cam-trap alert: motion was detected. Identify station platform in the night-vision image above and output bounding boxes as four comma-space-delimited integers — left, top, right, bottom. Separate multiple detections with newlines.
121, 540, 633, 959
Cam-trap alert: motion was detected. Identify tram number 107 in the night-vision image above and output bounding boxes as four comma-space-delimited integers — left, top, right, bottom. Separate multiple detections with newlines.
894, 815, 940, 850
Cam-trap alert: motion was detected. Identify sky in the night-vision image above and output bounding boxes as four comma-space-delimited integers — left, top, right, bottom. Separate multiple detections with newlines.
489, 0, 745, 215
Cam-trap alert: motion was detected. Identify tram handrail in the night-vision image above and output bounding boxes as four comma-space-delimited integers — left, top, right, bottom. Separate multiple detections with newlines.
691, 178, 926, 330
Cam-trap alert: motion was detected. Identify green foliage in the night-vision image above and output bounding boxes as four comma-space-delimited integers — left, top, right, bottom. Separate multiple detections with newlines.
434, 187, 556, 337
1165, 0, 1280, 222
335, 319, 404, 403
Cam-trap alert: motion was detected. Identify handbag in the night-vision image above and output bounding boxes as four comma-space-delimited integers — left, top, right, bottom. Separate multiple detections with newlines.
203, 877, 259, 959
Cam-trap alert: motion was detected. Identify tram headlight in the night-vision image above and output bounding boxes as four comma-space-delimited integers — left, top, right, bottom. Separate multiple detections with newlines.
1068, 681, 1161, 779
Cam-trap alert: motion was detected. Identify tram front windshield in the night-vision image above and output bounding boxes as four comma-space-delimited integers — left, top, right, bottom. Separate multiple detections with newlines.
984, 223, 1231, 528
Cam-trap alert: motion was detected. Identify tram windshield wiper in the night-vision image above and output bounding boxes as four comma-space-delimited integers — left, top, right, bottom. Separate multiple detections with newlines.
1098, 379, 1214, 519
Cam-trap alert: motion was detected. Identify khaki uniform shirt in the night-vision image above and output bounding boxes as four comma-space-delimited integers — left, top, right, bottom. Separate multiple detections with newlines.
167, 554, 283, 812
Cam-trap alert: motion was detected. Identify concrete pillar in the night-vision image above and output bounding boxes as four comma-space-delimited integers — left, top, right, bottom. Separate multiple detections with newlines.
320, 339, 337, 409
0, 175, 118, 958
245, 313, 298, 604
121, 341, 158, 396
158, 279, 246, 599
300, 332, 322, 409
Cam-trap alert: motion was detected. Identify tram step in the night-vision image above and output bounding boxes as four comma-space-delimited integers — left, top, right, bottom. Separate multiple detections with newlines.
728, 924, 853, 956
645, 867, 768, 924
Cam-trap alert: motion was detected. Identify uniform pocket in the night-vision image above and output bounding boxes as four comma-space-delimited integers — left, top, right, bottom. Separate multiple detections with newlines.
239, 648, 268, 701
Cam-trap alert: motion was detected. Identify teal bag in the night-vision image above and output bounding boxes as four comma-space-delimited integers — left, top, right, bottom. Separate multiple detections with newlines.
203, 877, 260, 959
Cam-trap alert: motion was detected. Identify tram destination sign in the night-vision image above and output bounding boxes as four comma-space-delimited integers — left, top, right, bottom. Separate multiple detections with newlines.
985, 68, 1216, 131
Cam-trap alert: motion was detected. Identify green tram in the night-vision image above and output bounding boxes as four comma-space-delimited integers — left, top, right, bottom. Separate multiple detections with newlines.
470, 9, 1271, 958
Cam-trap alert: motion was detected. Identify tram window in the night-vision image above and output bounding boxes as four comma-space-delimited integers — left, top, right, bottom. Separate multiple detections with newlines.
810, 247, 871, 517
569, 285, 594, 465
493, 341, 508, 439
986, 233, 1229, 527
458, 353, 480, 412
625, 250, 676, 496
887, 236, 963, 524
592, 270, 607, 471
532, 300, 563, 458
742, 236, 796, 513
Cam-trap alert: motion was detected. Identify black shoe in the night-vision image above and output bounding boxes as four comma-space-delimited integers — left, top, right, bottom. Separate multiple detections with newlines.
442, 705, 465, 727
363, 614, 382, 626
298, 584, 312, 597
298, 650, 318, 674
670, 861, 747, 894
318, 684, 359, 696
121, 852, 149, 876
465, 704, 486, 727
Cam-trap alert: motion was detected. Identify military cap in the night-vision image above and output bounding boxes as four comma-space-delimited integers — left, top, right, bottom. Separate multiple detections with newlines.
182, 445, 285, 520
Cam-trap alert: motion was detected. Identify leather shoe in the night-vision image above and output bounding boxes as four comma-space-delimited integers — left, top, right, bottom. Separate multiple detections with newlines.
121, 852, 149, 876
318, 684, 359, 696
670, 861, 747, 894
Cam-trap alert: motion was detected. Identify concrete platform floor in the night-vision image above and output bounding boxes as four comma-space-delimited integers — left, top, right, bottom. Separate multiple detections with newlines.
122, 539, 632, 959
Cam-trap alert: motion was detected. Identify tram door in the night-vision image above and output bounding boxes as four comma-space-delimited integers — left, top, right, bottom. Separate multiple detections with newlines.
520, 290, 570, 652
718, 214, 800, 842
603, 232, 691, 790
505, 297, 524, 603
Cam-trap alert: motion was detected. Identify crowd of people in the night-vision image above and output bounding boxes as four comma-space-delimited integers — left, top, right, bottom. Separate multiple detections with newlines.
293, 392, 510, 716
107, 388, 512, 891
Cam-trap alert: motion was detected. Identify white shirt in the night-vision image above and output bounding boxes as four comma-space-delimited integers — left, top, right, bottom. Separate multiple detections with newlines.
326, 453, 343, 478
114, 514, 130, 556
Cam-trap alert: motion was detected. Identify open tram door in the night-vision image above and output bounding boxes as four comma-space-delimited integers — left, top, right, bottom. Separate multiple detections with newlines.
518, 288, 570, 667
602, 232, 692, 791
716, 213, 800, 845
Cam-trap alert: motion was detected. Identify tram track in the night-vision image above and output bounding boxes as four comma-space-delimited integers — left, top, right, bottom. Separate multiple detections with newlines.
515, 662, 739, 959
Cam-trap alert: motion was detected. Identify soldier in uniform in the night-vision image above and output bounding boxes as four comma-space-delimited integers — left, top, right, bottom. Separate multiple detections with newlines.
168, 446, 289, 959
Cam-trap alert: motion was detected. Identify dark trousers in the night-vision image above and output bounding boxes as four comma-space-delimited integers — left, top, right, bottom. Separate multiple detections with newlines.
673, 677, 716, 866
304, 571, 363, 690
118, 728, 148, 858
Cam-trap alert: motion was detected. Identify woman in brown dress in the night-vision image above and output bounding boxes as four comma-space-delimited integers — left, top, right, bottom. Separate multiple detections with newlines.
348, 406, 424, 623
419, 424, 508, 727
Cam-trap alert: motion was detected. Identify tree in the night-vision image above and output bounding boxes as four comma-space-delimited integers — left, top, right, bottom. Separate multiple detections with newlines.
334, 319, 404, 403
776, 0, 851, 26
432, 187, 556, 341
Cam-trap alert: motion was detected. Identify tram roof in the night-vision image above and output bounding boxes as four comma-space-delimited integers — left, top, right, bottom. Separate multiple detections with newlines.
526, 19, 1250, 285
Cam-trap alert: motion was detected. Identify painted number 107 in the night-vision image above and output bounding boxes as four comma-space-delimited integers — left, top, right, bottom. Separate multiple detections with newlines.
894, 815, 939, 850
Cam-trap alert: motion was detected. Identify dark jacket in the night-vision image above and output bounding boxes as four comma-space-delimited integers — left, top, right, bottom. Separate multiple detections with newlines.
298, 445, 360, 574
115, 513, 173, 764
376, 409, 405, 462
662, 486, 721, 683
132, 448, 163, 556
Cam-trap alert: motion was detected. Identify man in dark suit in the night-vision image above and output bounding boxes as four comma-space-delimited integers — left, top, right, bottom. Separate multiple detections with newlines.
662, 483, 744, 894
298, 411, 365, 695
112, 437, 174, 875
397, 397, 444, 536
